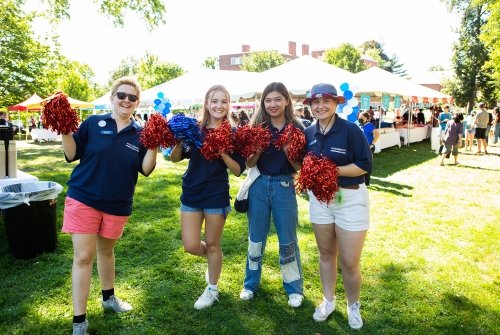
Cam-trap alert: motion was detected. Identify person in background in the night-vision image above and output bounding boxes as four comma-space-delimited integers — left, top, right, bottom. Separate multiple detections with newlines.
303, 83, 372, 330
61, 77, 158, 335
485, 108, 493, 144
239, 110, 250, 126
29, 115, 37, 132
239, 82, 305, 309
493, 107, 500, 145
0, 111, 12, 127
170, 85, 245, 310
358, 111, 379, 185
294, 104, 311, 127
439, 105, 452, 140
417, 108, 425, 124
303, 106, 314, 124
474, 102, 489, 154
464, 111, 476, 151
133, 113, 144, 127
440, 112, 463, 166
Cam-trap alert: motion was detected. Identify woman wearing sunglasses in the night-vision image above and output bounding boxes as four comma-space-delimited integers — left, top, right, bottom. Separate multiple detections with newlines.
61, 77, 157, 335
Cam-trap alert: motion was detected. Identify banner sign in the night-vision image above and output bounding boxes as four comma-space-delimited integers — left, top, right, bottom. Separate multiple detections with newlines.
382, 95, 390, 110
393, 96, 401, 108
360, 94, 371, 110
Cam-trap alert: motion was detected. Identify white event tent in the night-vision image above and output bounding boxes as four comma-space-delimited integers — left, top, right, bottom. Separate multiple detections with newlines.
353, 67, 452, 102
140, 69, 262, 110
256, 55, 356, 99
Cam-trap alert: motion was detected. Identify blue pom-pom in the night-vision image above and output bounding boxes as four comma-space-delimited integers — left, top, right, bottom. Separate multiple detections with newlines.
168, 114, 203, 148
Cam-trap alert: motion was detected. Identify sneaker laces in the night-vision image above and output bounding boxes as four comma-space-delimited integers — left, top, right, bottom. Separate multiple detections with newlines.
348, 302, 362, 323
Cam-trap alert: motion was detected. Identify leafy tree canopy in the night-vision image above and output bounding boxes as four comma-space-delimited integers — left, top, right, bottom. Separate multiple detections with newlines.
44, 0, 166, 30
240, 51, 286, 72
324, 43, 366, 73
202, 57, 218, 70
108, 53, 184, 90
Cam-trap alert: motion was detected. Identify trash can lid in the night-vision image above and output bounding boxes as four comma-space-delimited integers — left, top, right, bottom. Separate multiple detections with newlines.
0, 181, 62, 196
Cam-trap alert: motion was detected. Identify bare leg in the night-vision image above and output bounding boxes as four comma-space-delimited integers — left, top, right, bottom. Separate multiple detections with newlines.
204, 214, 226, 285
312, 223, 338, 301
71, 234, 97, 316
96, 236, 118, 291
181, 211, 206, 257
336, 226, 367, 306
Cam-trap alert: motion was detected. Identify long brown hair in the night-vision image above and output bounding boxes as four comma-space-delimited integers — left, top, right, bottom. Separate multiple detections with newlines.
250, 82, 303, 129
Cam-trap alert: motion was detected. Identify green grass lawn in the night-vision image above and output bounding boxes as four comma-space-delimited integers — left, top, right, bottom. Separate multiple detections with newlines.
0, 140, 499, 335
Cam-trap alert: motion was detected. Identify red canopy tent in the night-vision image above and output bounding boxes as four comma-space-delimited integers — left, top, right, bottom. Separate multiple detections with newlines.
7, 93, 43, 111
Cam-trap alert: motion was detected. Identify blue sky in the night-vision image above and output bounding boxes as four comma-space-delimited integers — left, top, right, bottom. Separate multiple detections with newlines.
30, 0, 461, 84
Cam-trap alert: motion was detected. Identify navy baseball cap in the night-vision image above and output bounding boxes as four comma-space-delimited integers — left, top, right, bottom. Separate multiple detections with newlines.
303, 83, 346, 105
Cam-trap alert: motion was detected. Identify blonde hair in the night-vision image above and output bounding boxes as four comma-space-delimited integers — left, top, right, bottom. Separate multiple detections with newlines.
199, 85, 232, 127
110, 76, 141, 99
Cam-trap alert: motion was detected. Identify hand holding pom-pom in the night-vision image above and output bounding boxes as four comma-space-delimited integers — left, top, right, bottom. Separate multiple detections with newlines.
41, 92, 79, 135
200, 120, 234, 160
140, 113, 176, 149
275, 124, 306, 162
233, 124, 272, 159
296, 153, 339, 204
168, 114, 203, 148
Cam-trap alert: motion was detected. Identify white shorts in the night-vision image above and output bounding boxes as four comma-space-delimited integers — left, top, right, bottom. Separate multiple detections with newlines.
308, 184, 370, 231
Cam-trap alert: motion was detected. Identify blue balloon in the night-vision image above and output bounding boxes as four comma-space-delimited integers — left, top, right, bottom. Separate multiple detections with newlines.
340, 83, 349, 91
157, 92, 164, 99
343, 90, 353, 100
154, 105, 160, 111
336, 103, 346, 113
154, 99, 162, 105
347, 111, 357, 122
352, 106, 360, 113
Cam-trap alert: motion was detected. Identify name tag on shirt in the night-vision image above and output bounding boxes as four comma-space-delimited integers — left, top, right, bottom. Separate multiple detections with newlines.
101, 130, 113, 135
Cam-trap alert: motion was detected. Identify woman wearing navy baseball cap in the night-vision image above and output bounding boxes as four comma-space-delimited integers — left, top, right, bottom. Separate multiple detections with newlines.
303, 83, 372, 329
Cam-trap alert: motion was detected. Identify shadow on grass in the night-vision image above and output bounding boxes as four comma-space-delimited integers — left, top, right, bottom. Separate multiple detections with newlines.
373, 141, 437, 178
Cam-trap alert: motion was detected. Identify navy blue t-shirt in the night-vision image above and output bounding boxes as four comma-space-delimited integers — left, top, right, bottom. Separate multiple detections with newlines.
304, 116, 372, 187
257, 122, 304, 176
179, 128, 246, 209
66, 114, 148, 216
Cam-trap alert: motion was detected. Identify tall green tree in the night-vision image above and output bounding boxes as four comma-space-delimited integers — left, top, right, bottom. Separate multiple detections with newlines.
324, 43, 366, 73
359, 40, 407, 76
108, 53, 184, 90
136, 53, 184, 89
240, 51, 286, 72
43, 0, 166, 30
445, 0, 492, 110
477, 0, 500, 100
0, 0, 51, 107
202, 57, 218, 70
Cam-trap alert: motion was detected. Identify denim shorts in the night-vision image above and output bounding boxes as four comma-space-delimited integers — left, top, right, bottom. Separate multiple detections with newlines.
180, 203, 232, 216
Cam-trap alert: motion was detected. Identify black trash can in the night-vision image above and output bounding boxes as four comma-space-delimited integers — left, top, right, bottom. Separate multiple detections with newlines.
2, 199, 58, 259
0, 181, 62, 259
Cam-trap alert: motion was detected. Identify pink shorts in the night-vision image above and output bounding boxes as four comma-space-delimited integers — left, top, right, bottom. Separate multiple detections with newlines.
62, 197, 129, 239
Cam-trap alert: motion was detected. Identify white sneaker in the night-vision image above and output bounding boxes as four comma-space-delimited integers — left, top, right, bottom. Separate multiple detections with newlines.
288, 293, 304, 308
313, 297, 336, 322
194, 286, 219, 310
347, 301, 363, 329
239, 289, 254, 301
102, 295, 133, 312
72, 319, 89, 335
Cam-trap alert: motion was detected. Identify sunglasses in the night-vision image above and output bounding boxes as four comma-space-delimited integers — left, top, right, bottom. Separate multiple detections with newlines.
114, 92, 139, 102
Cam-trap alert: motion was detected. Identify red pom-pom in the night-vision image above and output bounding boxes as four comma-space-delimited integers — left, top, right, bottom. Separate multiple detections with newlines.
275, 124, 306, 162
200, 120, 235, 160
41, 92, 79, 134
297, 153, 339, 204
140, 113, 176, 149
233, 124, 272, 159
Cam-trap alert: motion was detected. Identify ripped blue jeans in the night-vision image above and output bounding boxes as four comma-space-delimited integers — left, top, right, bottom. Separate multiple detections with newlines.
243, 174, 303, 295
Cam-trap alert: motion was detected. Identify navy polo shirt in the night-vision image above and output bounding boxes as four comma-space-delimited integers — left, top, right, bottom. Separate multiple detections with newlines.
257, 122, 304, 176
180, 128, 246, 209
66, 114, 148, 216
304, 116, 372, 187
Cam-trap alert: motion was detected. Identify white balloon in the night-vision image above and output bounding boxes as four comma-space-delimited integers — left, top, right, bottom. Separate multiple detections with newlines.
343, 105, 353, 114
158, 103, 165, 110
348, 97, 359, 107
